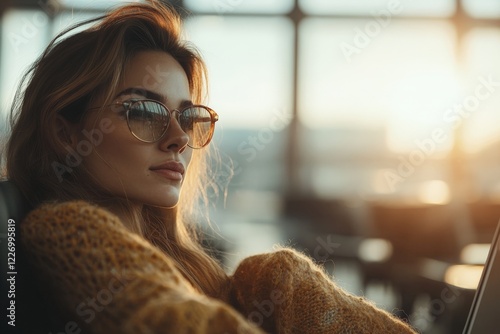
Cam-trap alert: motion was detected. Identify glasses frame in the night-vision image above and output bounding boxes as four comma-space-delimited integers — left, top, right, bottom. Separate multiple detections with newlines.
90, 99, 219, 149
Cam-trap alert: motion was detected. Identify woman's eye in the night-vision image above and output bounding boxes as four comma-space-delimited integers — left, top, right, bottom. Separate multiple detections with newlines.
129, 108, 154, 121
181, 116, 194, 130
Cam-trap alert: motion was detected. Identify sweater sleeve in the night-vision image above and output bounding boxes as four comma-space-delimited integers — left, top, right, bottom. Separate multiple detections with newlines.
229, 248, 419, 334
20, 201, 265, 334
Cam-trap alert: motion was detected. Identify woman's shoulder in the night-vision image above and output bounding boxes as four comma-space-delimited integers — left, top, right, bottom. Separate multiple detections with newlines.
26, 199, 114, 218
23, 200, 121, 230
235, 247, 315, 274
20, 200, 135, 252
231, 248, 320, 294
21, 199, 188, 287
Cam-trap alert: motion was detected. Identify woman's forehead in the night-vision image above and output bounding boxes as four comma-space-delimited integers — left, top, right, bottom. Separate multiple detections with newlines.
117, 50, 191, 105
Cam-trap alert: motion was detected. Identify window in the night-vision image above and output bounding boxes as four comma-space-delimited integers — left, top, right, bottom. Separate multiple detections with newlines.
2, 0, 500, 200
299, 18, 457, 153
461, 28, 500, 153
184, 0, 293, 14
462, 0, 500, 18
299, 0, 456, 17
0, 9, 48, 113
184, 16, 293, 129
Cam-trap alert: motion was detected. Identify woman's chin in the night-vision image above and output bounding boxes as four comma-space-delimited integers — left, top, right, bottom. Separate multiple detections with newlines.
137, 195, 178, 208
138, 186, 181, 207
146, 194, 180, 208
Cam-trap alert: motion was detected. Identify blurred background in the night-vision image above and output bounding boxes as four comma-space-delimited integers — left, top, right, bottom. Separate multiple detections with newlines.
1, 0, 500, 332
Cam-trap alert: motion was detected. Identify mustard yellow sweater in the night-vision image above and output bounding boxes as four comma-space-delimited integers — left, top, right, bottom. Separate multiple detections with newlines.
20, 201, 418, 333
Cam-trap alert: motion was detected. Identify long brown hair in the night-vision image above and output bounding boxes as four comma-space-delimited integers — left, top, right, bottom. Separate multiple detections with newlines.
5, 2, 227, 298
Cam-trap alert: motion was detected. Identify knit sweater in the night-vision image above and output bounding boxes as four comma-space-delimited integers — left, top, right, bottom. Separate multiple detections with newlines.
20, 200, 418, 333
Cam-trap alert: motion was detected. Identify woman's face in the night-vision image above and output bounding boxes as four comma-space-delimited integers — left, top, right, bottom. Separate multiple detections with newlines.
77, 50, 193, 208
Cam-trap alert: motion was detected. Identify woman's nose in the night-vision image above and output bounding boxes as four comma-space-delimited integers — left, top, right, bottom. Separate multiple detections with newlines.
158, 111, 189, 152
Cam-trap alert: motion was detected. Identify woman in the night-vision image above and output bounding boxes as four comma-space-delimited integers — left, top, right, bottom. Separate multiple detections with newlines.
5, 2, 417, 333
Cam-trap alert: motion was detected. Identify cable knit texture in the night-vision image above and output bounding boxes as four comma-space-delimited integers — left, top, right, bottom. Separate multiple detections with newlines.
20, 200, 418, 333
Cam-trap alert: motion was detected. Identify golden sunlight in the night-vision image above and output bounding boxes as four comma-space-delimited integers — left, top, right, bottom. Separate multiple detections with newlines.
444, 264, 484, 290
417, 180, 451, 204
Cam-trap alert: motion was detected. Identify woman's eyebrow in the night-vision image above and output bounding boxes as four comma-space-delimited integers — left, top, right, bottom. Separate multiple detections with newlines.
114, 87, 194, 108
114, 87, 166, 102
179, 100, 194, 109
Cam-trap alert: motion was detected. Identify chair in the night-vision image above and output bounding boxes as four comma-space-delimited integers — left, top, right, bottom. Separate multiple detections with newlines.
0, 180, 52, 333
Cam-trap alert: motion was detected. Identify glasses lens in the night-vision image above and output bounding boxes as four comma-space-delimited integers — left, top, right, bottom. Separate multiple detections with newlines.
127, 101, 169, 142
180, 106, 214, 148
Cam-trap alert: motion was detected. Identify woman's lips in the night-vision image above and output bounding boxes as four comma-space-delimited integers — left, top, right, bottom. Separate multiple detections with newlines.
150, 161, 185, 181
151, 168, 183, 181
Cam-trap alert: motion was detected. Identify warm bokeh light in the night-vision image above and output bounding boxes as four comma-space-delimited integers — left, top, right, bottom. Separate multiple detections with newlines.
417, 180, 450, 204
358, 238, 393, 262
444, 264, 484, 289
460, 243, 491, 264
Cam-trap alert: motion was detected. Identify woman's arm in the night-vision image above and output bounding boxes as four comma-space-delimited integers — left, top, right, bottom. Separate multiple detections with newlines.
230, 248, 418, 334
21, 201, 264, 334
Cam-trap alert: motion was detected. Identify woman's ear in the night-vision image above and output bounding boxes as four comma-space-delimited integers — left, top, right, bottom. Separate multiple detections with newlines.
55, 115, 79, 149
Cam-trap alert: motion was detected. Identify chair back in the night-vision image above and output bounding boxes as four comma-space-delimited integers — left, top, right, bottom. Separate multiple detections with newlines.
0, 180, 52, 333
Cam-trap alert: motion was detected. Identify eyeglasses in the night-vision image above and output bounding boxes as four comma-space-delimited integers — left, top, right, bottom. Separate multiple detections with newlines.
97, 99, 218, 149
